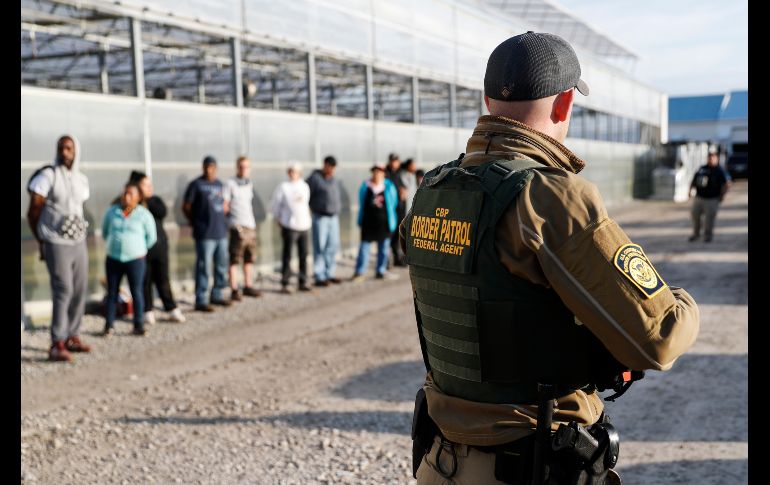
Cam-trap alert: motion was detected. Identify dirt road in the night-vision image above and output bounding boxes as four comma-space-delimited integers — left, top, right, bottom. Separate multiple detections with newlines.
21, 181, 748, 484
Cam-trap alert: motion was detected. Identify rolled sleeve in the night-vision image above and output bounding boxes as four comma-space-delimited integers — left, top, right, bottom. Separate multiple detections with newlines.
549, 217, 700, 370
500, 172, 700, 371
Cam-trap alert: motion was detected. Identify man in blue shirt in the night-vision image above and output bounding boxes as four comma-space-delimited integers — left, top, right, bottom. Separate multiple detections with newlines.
689, 152, 732, 243
183, 156, 231, 311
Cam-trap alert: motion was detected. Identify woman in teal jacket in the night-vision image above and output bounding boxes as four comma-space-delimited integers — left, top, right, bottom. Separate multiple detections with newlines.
353, 163, 398, 280
101, 182, 156, 336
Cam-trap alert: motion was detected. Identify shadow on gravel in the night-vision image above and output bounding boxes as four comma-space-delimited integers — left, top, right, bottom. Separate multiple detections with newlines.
622, 217, 747, 230
607, 354, 747, 442
650, 261, 748, 305
21, 355, 50, 363
260, 411, 411, 435
718, 203, 748, 212
120, 416, 258, 425
331, 360, 425, 402
616, 458, 747, 484
630, 234, 748, 250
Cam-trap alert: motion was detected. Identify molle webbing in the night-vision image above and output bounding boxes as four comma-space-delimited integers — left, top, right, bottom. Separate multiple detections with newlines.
406, 157, 621, 404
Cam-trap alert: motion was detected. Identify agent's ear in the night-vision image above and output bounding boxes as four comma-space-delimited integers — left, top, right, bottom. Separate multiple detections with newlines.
484, 95, 490, 111
552, 88, 574, 122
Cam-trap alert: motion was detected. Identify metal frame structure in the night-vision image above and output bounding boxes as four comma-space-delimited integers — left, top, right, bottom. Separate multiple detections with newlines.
21, 0, 667, 304
21, 0, 659, 127
21, 0, 485, 124
478, 0, 638, 60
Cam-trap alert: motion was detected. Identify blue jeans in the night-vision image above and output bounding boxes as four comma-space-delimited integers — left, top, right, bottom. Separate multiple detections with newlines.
195, 238, 229, 305
105, 256, 146, 329
355, 239, 390, 276
312, 214, 340, 282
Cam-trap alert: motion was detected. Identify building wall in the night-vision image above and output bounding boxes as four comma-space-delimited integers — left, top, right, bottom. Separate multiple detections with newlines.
669, 119, 749, 144
21, 87, 655, 302
21, 0, 665, 303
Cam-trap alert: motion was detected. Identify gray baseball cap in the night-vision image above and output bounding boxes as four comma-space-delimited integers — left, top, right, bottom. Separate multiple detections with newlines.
484, 31, 589, 101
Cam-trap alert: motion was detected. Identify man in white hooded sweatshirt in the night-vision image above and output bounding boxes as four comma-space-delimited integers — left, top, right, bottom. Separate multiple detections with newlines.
270, 161, 312, 294
27, 135, 92, 362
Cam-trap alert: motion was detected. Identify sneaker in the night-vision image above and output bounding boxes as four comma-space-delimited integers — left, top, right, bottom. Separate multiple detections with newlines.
351, 273, 365, 283
327, 277, 342, 284
704, 235, 713, 243
314, 280, 329, 288
298, 283, 313, 292
243, 287, 262, 297
48, 341, 73, 362
132, 327, 147, 337
168, 308, 186, 323
688, 235, 698, 242
194, 303, 215, 312
102, 326, 113, 338
280, 286, 293, 295
211, 298, 232, 307
65, 336, 91, 353
231, 289, 242, 302
145, 311, 156, 325
375, 273, 385, 279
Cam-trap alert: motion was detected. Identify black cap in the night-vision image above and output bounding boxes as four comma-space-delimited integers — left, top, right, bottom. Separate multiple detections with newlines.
202, 155, 217, 166
484, 31, 589, 102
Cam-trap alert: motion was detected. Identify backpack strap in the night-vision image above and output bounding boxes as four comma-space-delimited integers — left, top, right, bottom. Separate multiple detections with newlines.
27, 164, 55, 195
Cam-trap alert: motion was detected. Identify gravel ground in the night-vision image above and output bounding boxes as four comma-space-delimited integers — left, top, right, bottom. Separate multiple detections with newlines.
21, 181, 748, 484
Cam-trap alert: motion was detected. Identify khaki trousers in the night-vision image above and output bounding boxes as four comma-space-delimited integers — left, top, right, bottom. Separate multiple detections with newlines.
416, 435, 508, 485
691, 196, 720, 238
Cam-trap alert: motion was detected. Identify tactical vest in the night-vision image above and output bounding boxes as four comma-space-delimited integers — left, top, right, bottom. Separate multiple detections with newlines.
404, 157, 625, 404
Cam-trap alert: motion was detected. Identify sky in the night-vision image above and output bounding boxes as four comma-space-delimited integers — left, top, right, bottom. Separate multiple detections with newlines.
556, 0, 747, 96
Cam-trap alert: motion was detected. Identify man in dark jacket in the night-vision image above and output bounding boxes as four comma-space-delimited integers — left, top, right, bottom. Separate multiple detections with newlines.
689, 152, 731, 242
183, 156, 231, 311
306, 155, 343, 286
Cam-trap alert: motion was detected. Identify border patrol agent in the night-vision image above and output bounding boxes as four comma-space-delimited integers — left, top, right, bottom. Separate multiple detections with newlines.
401, 32, 700, 484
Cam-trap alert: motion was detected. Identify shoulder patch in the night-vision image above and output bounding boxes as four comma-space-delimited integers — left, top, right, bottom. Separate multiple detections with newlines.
613, 244, 667, 298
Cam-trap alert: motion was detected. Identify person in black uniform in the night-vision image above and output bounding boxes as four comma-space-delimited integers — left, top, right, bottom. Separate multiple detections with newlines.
129, 171, 186, 323
688, 152, 731, 242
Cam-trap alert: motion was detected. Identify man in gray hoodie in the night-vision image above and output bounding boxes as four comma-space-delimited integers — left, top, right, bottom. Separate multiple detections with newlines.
306, 155, 343, 286
27, 135, 92, 362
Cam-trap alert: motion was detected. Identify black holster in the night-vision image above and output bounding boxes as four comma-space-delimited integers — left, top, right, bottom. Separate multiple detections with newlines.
548, 414, 621, 485
411, 388, 439, 478
493, 415, 621, 485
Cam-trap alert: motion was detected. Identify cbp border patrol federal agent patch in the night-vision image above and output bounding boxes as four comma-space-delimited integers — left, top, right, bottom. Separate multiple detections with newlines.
614, 244, 667, 298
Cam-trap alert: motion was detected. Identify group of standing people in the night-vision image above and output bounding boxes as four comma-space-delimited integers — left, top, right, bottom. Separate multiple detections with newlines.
270, 153, 423, 289
25, 135, 421, 362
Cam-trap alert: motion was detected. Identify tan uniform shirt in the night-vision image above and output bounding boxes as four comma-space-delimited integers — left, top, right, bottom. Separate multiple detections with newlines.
400, 115, 700, 446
